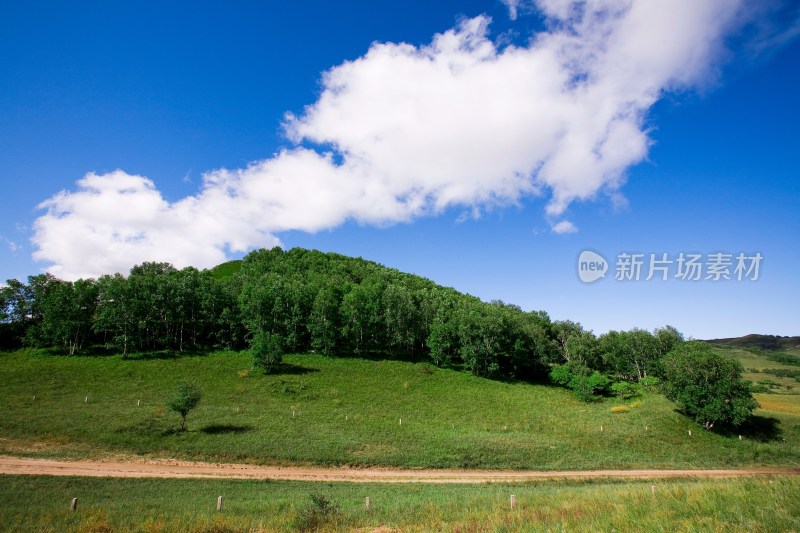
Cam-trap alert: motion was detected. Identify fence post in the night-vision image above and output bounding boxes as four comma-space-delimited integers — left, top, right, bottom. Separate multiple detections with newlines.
70, 498, 78, 511
217, 496, 222, 511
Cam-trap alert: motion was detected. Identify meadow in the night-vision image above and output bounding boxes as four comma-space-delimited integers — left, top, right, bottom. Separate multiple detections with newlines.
0, 347, 798, 470
2, 474, 798, 532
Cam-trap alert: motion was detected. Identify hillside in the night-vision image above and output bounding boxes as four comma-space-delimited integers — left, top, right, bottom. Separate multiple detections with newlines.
0, 349, 797, 470
706, 334, 800, 353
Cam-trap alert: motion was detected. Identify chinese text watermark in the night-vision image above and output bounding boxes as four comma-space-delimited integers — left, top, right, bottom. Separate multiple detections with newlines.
578, 250, 762, 283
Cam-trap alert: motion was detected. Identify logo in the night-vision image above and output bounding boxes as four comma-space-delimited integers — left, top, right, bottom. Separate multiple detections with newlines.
578, 250, 608, 283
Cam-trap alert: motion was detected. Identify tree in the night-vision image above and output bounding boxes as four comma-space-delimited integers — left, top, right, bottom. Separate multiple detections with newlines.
660, 342, 758, 429
600, 328, 662, 380
94, 274, 137, 358
167, 381, 202, 431
308, 286, 341, 355
250, 329, 284, 374
551, 321, 600, 368
34, 278, 98, 354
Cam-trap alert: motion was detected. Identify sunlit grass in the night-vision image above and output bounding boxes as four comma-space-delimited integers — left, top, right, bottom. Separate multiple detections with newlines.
1, 475, 798, 532
1, 349, 798, 469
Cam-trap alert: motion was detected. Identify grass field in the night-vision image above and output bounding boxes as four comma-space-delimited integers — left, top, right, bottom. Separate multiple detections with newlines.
0, 348, 798, 470
2, 474, 798, 532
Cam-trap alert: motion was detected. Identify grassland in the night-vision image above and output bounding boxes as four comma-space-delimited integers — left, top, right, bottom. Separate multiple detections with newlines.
2, 474, 798, 532
0, 348, 798, 470
714, 345, 800, 418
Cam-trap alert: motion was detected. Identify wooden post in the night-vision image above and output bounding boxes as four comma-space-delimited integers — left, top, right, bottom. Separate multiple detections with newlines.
651, 485, 656, 495
510, 494, 516, 509
739, 435, 743, 441
137, 399, 141, 407
70, 497, 78, 511
399, 418, 402, 425
32, 395, 36, 401
688, 430, 692, 437
217, 495, 222, 511
365, 496, 370, 511
600, 425, 604, 432
645, 426, 648, 431
292, 410, 295, 418
85, 396, 88, 403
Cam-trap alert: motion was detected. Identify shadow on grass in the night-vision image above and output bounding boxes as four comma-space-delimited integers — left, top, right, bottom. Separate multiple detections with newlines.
735, 415, 782, 442
271, 362, 319, 376
200, 424, 253, 435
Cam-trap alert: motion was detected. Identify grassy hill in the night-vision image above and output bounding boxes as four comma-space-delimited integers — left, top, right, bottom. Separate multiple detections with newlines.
1, 348, 797, 470
706, 334, 800, 355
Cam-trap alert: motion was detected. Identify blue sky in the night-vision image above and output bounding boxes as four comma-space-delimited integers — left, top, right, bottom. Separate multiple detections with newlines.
1, 1, 798, 339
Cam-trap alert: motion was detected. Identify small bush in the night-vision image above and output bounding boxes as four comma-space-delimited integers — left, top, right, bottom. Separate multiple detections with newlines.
639, 376, 661, 391
251, 330, 284, 374
549, 364, 576, 387
166, 381, 202, 431
293, 493, 341, 532
550, 364, 610, 402
611, 381, 638, 399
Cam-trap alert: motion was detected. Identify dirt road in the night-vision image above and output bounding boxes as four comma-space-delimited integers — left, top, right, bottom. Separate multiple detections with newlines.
1, 456, 798, 483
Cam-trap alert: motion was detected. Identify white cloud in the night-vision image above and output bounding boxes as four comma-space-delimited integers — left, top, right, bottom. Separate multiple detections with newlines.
33, 0, 762, 280
1, 237, 19, 253
551, 220, 578, 234
501, 0, 530, 20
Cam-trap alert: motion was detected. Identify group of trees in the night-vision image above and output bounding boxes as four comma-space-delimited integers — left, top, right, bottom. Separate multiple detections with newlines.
0, 247, 758, 428
1, 263, 241, 357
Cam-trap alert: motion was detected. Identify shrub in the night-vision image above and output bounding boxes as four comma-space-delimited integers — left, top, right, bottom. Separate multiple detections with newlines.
611, 381, 638, 399
166, 381, 202, 432
293, 493, 341, 532
251, 330, 284, 374
639, 376, 661, 391
549, 363, 575, 387
550, 364, 610, 402
749, 383, 770, 394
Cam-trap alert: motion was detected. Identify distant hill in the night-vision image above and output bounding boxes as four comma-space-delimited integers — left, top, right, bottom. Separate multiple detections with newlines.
705, 334, 800, 352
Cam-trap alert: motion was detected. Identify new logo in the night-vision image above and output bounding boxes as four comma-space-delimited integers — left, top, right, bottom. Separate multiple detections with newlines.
578, 250, 608, 283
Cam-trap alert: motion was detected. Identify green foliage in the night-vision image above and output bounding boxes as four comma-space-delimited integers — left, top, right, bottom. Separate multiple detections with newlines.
638, 376, 661, 391
292, 493, 341, 532
166, 381, 202, 431
2, 247, 689, 389
611, 381, 639, 399
550, 363, 610, 402
570, 371, 611, 402
661, 342, 758, 429
599, 328, 666, 380
548, 363, 574, 386
250, 330, 284, 374
762, 368, 800, 381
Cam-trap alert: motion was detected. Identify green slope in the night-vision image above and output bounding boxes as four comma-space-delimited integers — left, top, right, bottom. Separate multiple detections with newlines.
1, 349, 797, 470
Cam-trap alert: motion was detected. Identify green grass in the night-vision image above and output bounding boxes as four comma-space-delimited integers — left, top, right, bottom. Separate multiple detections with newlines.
1, 349, 798, 469
719, 346, 800, 407
2, 474, 798, 532
210, 260, 242, 280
